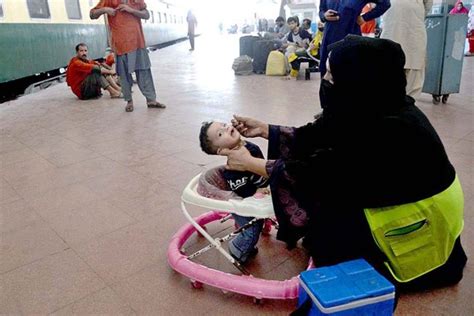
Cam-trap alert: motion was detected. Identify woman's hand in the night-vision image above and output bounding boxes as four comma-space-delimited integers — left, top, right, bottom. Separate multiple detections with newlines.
218, 146, 252, 172
231, 115, 269, 139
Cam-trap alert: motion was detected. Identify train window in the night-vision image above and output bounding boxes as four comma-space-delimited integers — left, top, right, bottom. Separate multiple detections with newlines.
27, 0, 51, 19
164, 13, 167, 23
158, 12, 161, 23
0, 0, 3, 18
150, 10, 154, 23
65, 0, 82, 20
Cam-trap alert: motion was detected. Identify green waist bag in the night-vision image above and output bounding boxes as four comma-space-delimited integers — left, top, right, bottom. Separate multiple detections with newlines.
364, 176, 464, 282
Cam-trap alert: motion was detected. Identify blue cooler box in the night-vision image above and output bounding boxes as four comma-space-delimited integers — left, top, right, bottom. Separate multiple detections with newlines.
298, 259, 395, 315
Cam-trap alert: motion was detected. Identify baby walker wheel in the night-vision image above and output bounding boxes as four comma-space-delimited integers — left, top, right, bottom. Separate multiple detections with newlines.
190, 279, 203, 289
432, 95, 441, 105
442, 94, 449, 104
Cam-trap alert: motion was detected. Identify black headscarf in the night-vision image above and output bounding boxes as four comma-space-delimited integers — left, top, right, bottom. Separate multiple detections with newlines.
320, 35, 410, 122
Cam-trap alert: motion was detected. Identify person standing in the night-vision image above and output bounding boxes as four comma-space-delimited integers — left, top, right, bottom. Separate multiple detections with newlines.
90, 0, 166, 112
381, 0, 433, 99
187, 10, 198, 51
318, 0, 391, 76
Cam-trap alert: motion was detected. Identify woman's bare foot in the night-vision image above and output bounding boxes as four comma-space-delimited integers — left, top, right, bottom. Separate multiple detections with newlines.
125, 101, 134, 112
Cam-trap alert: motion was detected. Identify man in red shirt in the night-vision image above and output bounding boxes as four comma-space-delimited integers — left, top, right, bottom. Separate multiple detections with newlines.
66, 43, 121, 100
90, 0, 166, 112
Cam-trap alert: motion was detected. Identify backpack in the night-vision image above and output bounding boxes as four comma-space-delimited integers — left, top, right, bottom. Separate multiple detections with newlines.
232, 55, 253, 75
265, 50, 286, 76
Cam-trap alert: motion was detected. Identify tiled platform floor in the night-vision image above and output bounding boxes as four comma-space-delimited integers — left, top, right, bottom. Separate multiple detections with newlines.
1, 33, 473, 315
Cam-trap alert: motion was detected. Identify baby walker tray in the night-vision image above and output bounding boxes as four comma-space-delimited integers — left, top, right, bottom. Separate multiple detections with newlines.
167, 167, 312, 300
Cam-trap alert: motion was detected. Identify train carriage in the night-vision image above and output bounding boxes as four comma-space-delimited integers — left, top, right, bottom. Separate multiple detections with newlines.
0, 0, 187, 100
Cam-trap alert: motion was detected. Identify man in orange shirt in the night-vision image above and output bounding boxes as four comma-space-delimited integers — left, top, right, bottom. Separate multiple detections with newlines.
66, 43, 121, 100
90, 0, 165, 112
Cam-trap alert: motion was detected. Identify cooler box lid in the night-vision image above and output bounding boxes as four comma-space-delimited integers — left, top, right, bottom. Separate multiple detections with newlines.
299, 259, 395, 308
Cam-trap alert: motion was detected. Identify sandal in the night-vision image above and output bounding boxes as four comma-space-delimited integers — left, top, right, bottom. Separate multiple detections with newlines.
125, 102, 134, 112
147, 101, 166, 109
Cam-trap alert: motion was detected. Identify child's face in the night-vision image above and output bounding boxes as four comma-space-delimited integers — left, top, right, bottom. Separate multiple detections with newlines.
207, 122, 241, 153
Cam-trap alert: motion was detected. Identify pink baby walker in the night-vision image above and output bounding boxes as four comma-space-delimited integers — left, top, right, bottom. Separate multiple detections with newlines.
167, 166, 312, 302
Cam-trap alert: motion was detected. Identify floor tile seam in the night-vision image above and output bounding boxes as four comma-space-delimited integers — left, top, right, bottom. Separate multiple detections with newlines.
30, 189, 141, 241
103, 150, 169, 170
259, 248, 310, 276
23, 191, 125, 242
44, 155, 102, 169
0, 202, 46, 235
12, 136, 99, 170
94, 258, 164, 290
0, 148, 43, 168
45, 284, 112, 315
0, 192, 22, 206
1, 177, 29, 204
0, 246, 70, 276
1, 192, 71, 241
105, 193, 163, 220
66, 217, 142, 250
66, 209, 171, 251
8, 170, 116, 202
92, 143, 160, 159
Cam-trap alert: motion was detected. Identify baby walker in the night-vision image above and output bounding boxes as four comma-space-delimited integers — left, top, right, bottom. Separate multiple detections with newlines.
167, 167, 312, 301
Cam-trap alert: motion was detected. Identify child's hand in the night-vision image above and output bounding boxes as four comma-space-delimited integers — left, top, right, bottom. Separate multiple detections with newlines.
256, 187, 270, 195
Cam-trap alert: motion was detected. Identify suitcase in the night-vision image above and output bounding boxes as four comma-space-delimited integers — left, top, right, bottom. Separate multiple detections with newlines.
252, 40, 275, 74
239, 35, 260, 58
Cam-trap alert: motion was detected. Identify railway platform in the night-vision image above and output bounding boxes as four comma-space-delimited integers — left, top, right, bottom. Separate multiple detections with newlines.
1, 33, 473, 315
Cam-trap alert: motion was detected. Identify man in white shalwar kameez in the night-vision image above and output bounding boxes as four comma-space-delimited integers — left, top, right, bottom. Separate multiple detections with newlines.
381, 0, 433, 99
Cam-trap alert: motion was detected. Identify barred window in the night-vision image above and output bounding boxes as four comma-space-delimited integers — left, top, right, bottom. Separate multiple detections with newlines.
164, 13, 167, 23
150, 10, 154, 23
158, 12, 161, 23
65, 0, 82, 20
27, 0, 51, 19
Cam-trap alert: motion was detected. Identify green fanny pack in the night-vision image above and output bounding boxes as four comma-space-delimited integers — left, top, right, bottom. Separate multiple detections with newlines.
364, 176, 464, 283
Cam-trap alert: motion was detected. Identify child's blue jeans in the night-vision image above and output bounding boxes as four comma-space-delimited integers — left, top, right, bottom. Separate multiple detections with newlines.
228, 214, 263, 262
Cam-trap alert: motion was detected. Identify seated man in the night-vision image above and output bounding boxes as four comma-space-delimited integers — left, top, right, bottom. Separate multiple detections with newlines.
282, 16, 312, 56
272, 16, 290, 48
274, 16, 290, 38
66, 43, 121, 100
302, 18, 313, 35
285, 19, 319, 79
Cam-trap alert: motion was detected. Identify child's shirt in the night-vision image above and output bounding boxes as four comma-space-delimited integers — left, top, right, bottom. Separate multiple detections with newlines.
223, 141, 268, 198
